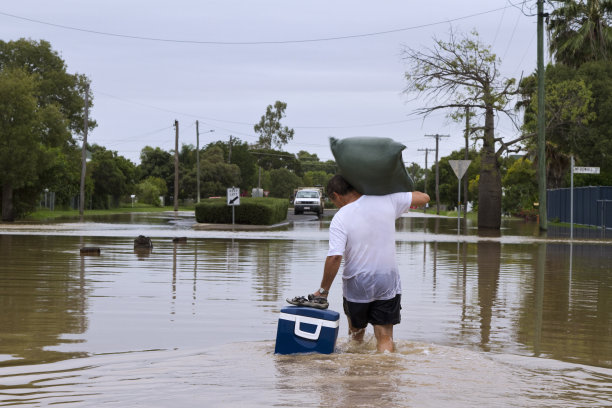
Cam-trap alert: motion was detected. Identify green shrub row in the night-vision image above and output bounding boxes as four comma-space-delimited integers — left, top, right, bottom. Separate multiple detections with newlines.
195, 197, 289, 225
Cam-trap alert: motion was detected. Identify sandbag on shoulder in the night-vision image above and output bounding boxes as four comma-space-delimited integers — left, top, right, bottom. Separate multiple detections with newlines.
330, 136, 414, 195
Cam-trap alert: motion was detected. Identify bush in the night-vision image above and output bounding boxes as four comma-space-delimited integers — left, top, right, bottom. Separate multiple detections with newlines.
136, 177, 167, 207
195, 197, 289, 225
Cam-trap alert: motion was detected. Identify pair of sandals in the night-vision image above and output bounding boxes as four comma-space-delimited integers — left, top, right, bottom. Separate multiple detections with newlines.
286, 294, 329, 309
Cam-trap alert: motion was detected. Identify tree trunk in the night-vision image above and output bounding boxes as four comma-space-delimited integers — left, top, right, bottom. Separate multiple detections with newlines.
478, 105, 502, 229
2, 182, 15, 222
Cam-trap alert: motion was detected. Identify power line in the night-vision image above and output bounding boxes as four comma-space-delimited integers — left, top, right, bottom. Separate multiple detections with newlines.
0, 5, 518, 46
97, 90, 447, 134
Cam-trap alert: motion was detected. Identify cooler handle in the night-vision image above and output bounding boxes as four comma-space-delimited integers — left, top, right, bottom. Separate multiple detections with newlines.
294, 316, 322, 340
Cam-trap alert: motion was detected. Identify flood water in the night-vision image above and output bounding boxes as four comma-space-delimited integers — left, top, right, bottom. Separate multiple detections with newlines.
1, 213, 611, 407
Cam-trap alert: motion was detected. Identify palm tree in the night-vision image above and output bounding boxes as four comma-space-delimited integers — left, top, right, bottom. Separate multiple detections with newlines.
548, 0, 612, 67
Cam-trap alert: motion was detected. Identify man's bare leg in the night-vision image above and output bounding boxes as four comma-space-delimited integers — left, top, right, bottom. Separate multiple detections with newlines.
347, 318, 365, 342
373, 324, 394, 352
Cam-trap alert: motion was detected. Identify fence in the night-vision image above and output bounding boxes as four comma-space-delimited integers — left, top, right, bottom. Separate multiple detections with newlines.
547, 186, 612, 229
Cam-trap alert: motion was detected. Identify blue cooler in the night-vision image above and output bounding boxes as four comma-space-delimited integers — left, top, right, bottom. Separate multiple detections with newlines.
275, 306, 340, 354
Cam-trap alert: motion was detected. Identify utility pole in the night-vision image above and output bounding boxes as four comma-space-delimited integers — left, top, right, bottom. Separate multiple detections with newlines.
79, 82, 89, 222
418, 147, 435, 213
196, 120, 200, 203
464, 107, 470, 222
228, 135, 233, 164
537, 0, 548, 230
174, 120, 179, 212
425, 134, 450, 214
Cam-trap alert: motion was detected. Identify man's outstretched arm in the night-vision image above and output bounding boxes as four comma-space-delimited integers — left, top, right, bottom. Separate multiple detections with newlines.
314, 255, 342, 297
411, 191, 430, 207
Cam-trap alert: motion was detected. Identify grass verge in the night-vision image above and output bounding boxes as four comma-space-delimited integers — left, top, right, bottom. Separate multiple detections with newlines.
23, 204, 195, 222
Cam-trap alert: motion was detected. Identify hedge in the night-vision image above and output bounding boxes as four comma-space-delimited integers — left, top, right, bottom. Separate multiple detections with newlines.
195, 197, 289, 225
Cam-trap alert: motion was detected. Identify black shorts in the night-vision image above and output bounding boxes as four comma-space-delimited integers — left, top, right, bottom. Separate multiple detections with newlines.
343, 294, 401, 329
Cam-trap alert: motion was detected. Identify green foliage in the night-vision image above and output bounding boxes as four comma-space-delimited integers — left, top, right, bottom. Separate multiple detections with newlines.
136, 177, 167, 206
195, 197, 289, 225
548, 0, 612, 67
42, 145, 84, 208
268, 168, 302, 199
425, 149, 480, 209
297, 150, 337, 173
0, 68, 44, 190
403, 30, 519, 228
406, 162, 426, 191
89, 145, 137, 209
502, 157, 538, 215
196, 146, 241, 198
0, 38, 95, 134
0, 39, 92, 220
301, 171, 331, 189
519, 60, 612, 185
138, 146, 173, 199
251, 148, 302, 175
254, 101, 295, 149
207, 138, 257, 191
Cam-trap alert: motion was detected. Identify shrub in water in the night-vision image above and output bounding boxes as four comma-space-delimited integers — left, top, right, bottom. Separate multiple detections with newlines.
195, 197, 289, 225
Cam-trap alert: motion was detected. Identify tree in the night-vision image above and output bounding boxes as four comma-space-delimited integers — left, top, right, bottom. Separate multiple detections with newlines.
0, 69, 46, 219
267, 168, 301, 199
208, 138, 257, 191
519, 61, 612, 186
250, 148, 302, 176
139, 146, 174, 201
254, 101, 295, 149
88, 145, 136, 209
0, 39, 93, 220
136, 177, 167, 206
548, 0, 612, 67
405, 162, 426, 191
197, 146, 241, 197
425, 150, 480, 210
502, 157, 538, 215
302, 171, 332, 188
403, 30, 526, 229
297, 150, 337, 174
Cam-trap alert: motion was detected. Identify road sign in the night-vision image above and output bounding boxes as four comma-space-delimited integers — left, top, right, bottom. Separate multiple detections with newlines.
449, 160, 472, 179
227, 187, 240, 206
573, 166, 600, 174
448, 160, 471, 235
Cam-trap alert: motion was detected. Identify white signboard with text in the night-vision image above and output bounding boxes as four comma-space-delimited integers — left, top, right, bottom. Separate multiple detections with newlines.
227, 187, 240, 206
573, 167, 600, 174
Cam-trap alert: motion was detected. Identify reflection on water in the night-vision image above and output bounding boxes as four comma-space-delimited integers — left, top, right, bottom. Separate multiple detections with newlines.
0, 235, 89, 366
0, 215, 611, 406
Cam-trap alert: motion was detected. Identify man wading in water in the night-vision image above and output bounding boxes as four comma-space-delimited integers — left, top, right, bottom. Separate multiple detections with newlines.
313, 175, 430, 352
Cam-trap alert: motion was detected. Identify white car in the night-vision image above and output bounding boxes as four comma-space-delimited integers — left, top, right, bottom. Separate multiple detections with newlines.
294, 189, 324, 215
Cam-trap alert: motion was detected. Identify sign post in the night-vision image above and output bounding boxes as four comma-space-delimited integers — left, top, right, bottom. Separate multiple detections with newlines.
570, 160, 600, 239
227, 187, 240, 226
448, 160, 471, 234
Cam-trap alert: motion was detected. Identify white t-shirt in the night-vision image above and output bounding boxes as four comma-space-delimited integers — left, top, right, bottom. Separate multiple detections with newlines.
327, 192, 413, 303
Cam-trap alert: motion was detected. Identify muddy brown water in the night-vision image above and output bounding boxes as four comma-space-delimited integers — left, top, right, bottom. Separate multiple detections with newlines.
0, 213, 611, 407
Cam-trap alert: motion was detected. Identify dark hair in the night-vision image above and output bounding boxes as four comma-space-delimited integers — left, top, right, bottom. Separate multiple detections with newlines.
326, 174, 355, 197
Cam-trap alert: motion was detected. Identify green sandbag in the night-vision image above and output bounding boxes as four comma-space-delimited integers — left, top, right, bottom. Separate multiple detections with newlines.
330, 136, 414, 195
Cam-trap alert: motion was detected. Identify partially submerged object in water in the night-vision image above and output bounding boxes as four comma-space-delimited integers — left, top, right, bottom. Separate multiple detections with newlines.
134, 235, 153, 249
80, 247, 101, 255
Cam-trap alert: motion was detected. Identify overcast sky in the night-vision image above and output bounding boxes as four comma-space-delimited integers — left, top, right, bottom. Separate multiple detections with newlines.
1, 0, 544, 167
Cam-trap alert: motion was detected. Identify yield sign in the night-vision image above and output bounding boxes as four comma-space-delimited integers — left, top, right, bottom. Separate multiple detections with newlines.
449, 160, 471, 180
